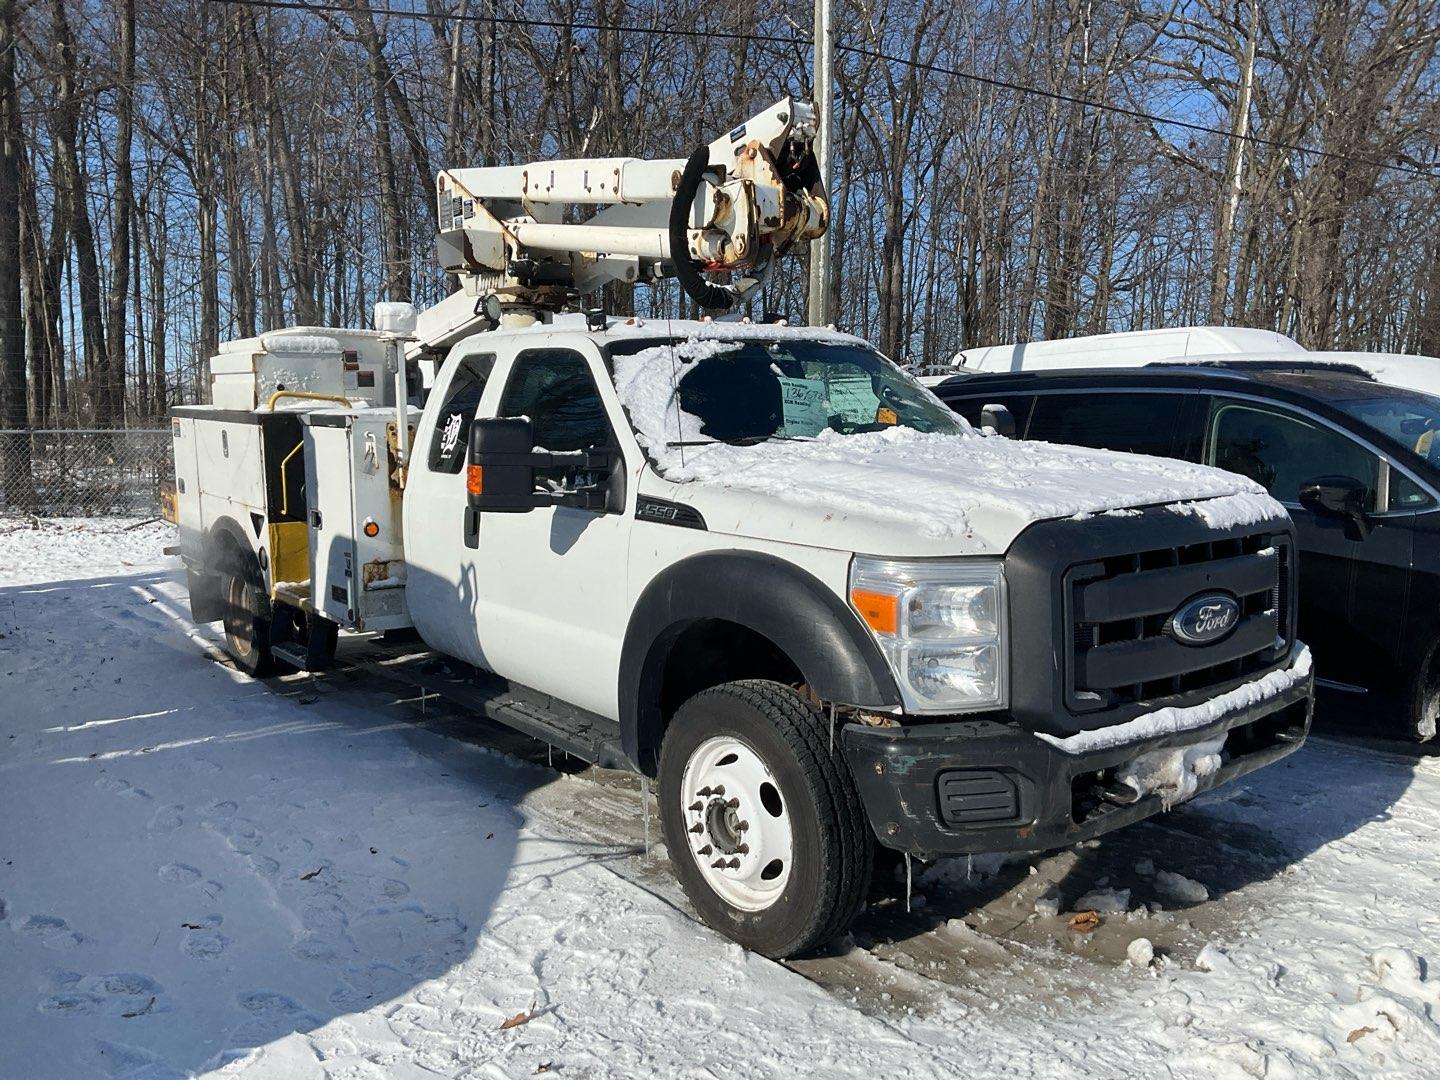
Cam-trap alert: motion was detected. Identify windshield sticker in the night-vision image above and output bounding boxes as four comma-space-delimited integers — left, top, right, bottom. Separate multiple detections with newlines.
777, 376, 828, 436
826, 375, 879, 424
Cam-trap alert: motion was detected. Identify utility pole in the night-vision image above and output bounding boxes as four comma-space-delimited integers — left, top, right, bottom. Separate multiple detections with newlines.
807, 0, 833, 327
1211, 0, 1258, 323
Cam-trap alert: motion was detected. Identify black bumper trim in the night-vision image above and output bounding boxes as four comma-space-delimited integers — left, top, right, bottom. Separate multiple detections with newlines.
843, 672, 1313, 858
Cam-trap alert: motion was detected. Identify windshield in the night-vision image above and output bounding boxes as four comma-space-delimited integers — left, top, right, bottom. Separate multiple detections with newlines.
1329, 391, 1440, 465
608, 336, 965, 448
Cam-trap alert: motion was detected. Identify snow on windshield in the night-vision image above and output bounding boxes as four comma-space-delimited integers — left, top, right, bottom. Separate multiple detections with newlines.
612, 334, 1284, 540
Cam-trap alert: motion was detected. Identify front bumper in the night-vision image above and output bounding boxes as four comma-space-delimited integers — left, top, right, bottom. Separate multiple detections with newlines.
843, 668, 1313, 858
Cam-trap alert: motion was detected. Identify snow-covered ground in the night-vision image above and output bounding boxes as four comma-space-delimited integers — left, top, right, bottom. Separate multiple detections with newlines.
3, 521, 1440, 1078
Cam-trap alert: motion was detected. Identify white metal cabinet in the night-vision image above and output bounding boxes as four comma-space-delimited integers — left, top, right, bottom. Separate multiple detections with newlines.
303, 408, 417, 632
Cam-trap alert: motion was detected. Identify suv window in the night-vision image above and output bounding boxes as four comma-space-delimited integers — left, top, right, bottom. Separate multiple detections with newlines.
1206, 401, 1379, 511
499, 349, 614, 483
1025, 391, 1192, 458
427, 351, 494, 473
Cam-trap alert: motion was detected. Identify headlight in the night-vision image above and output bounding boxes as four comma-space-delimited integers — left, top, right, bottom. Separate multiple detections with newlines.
849, 557, 1007, 714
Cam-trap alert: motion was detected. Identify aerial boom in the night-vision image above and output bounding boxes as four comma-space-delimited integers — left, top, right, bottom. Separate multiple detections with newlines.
434, 97, 827, 319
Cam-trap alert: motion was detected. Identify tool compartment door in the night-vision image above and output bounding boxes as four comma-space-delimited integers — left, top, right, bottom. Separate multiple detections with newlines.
304, 416, 358, 625
347, 410, 415, 632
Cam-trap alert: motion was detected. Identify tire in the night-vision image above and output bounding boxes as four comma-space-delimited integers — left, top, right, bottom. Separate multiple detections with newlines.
221, 569, 275, 678
1407, 644, 1440, 742
658, 680, 873, 959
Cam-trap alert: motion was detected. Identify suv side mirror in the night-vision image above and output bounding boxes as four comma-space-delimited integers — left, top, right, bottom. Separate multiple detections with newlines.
1298, 475, 1371, 539
980, 403, 1016, 439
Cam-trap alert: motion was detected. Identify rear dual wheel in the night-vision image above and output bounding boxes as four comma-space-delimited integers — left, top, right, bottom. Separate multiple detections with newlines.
221, 563, 336, 677
222, 570, 274, 677
658, 680, 873, 959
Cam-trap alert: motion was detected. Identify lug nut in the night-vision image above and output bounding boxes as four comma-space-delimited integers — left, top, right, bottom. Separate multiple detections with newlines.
711, 859, 727, 869
698, 845, 712, 855
697, 787, 713, 797
738, 844, 750, 855
689, 823, 704, 834
726, 798, 740, 809
711, 786, 725, 796
727, 858, 741, 869
736, 821, 749, 832
689, 801, 703, 812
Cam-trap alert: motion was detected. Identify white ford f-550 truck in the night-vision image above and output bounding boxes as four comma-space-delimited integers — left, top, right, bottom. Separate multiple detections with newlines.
168, 98, 1313, 957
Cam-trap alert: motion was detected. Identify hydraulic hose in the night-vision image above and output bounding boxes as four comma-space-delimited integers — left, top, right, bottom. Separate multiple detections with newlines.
669, 147, 737, 312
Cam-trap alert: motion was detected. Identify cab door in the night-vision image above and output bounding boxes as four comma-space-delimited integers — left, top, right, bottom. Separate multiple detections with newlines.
403, 344, 498, 665
467, 343, 636, 720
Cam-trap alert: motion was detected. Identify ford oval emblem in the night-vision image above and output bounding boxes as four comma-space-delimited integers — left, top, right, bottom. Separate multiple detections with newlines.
1167, 592, 1240, 646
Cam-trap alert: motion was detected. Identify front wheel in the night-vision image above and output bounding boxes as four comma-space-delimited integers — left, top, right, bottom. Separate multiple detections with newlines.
658, 680, 873, 959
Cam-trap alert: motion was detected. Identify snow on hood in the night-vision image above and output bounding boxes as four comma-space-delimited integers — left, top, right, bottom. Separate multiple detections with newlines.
613, 337, 1286, 554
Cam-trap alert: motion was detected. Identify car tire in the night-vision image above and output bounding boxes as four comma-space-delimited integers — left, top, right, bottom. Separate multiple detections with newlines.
222, 569, 275, 678
1407, 642, 1440, 742
658, 680, 873, 959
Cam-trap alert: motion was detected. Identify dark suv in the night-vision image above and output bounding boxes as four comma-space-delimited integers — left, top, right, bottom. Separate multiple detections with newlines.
934, 362, 1440, 740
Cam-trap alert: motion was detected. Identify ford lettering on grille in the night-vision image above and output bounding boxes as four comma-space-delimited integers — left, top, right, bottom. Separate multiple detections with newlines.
1167, 593, 1240, 646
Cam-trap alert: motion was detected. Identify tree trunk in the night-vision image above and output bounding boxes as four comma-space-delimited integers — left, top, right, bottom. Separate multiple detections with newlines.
50, 0, 111, 425
105, 0, 136, 425
1, 0, 30, 503
353, 2, 411, 303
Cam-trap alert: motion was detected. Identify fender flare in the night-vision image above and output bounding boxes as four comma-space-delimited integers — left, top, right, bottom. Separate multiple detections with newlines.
618, 550, 901, 770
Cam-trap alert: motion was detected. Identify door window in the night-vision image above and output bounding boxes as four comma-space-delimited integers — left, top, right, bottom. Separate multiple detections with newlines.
941, 393, 1036, 435
427, 351, 494, 473
1387, 469, 1433, 512
499, 349, 614, 484
1206, 402, 1379, 511
1025, 392, 1193, 458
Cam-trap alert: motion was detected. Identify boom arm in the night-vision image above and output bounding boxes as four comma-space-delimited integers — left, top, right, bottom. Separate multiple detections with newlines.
434, 98, 827, 315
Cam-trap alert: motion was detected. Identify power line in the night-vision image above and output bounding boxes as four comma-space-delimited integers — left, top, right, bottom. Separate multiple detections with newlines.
193, 1, 1440, 181
835, 42, 1440, 182
215, 0, 807, 49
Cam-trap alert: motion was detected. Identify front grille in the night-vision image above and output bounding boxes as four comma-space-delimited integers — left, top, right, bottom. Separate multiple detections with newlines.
1066, 531, 1290, 711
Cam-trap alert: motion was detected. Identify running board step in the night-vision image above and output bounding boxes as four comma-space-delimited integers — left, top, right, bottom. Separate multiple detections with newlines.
403, 657, 629, 771
269, 642, 314, 672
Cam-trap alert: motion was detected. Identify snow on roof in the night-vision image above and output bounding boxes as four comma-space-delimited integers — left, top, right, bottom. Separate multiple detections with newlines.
612, 337, 1283, 542
603, 316, 868, 348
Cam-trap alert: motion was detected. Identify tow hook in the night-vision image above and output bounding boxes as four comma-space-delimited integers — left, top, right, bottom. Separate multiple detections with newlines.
1096, 780, 1142, 806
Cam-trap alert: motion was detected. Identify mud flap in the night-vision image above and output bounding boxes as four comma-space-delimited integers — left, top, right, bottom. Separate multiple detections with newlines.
187, 567, 227, 624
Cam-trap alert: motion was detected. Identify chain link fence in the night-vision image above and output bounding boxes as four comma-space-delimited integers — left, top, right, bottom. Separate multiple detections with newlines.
1, 429, 174, 518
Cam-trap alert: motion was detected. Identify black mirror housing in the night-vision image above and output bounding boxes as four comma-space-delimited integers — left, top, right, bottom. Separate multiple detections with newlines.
467, 417, 547, 513
1298, 474, 1371, 538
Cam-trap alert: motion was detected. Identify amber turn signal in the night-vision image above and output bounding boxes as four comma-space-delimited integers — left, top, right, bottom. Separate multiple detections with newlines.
466, 464, 484, 496
850, 587, 899, 635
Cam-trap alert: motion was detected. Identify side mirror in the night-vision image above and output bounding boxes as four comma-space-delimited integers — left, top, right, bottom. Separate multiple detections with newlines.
1298, 475, 1370, 539
464, 417, 619, 532
467, 417, 548, 513
980, 403, 1016, 439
